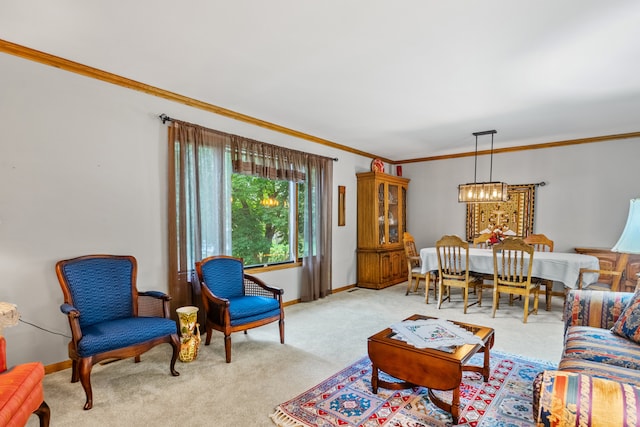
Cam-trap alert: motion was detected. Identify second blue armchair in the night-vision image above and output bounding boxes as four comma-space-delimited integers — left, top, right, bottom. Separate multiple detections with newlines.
195, 256, 284, 362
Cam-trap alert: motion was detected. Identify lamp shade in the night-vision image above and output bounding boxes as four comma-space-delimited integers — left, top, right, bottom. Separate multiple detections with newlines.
0, 302, 19, 335
612, 198, 640, 254
458, 182, 509, 203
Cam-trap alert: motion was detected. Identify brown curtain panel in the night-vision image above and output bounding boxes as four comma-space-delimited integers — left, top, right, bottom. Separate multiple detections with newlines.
300, 155, 333, 301
167, 121, 231, 314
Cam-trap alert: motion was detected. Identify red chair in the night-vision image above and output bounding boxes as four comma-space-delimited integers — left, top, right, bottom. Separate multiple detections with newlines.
0, 336, 50, 426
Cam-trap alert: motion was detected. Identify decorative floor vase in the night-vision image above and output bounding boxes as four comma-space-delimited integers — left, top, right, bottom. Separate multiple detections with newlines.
176, 306, 201, 362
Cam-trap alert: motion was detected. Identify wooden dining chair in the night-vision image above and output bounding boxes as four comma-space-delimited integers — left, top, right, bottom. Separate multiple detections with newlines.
523, 234, 554, 252
523, 233, 555, 311
471, 233, 495, 292
578, 253, 628, 292
403, 232, 437, 302
472, 233, 492, 249
435, 235, 483, 314
492, 238, 540, 323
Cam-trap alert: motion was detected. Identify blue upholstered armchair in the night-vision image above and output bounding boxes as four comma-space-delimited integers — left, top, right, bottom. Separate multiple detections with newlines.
55, 255, 180, 410
195, 256, 284, 363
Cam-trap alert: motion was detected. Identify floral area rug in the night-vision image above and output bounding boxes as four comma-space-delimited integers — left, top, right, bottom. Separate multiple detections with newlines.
270, 350, 555, 427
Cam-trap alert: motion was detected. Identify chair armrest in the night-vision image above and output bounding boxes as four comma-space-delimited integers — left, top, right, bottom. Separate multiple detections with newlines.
138, 291, 172, 318
578, 268, 623, 291
138, 290, 171, 300
563, 289, 633, 333
60, 303, 83, 344
243, 273, 283, 299
406, 255, 421, 268
200, 282, 230, 325
60, 303, 79, 315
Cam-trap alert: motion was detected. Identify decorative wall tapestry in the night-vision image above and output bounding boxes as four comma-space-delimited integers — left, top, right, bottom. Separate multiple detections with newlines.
466, 184, 536, 241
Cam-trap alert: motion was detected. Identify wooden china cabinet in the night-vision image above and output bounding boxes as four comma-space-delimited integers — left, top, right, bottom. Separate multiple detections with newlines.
356, 172, 410, 289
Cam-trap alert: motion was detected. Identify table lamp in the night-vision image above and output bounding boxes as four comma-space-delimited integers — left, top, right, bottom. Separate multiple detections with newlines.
0, 302, 19, 336
612, 198, 640, 291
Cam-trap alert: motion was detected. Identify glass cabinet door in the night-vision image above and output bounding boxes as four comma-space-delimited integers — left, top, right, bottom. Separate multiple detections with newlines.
388, 183, 399, 244
378, 183, 385, 245
402, 186, 407, 235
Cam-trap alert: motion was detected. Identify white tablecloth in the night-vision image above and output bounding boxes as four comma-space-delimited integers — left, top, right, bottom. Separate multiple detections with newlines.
420, 247, 600, 289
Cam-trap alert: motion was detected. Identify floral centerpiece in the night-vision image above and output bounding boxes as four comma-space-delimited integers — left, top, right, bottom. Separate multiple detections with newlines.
486, 227, 505, 247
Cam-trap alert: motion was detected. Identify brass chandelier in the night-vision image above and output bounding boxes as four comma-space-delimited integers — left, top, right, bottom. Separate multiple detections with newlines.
457, 130, 508, 203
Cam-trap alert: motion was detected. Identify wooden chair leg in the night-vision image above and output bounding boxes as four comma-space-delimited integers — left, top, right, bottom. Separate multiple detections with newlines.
545, 282, 552, 311
78, 358, 93, 410
224, 335, 232, 363
170, 334, 180, 376
204, 325, 213, 345
71, 359, 79, 383
34, 400, 50, 427
437, 283, 444, 309
431, 274, 438, 301
279, 319, 285, 344
405, 275, 413, 295
425, 279, 430, 304
463, 287, 469, 314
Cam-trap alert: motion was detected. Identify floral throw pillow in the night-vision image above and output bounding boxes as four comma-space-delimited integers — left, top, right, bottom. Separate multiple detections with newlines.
612, 290, 640, 343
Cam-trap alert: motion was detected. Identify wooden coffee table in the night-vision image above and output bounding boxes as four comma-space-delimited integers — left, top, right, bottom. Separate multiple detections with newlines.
367, 314, 495, 424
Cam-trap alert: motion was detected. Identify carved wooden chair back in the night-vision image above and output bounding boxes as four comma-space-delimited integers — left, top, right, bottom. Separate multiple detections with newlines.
435, 235, 482, 313
473, 233, 492, 248
492, 238, 539, 323
523, 233, 554, 252
403, 232, 436, 301
523, 233, 555, 310
403, 232, 420, 268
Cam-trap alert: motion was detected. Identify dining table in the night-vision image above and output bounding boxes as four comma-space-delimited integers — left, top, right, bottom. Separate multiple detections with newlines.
419, 247, 600, 289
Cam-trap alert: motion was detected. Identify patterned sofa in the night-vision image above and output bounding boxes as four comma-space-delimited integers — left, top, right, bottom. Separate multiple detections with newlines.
533, 290, 640, 426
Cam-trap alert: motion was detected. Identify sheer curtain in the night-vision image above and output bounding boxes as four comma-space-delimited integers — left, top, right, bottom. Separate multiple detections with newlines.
301, 156, 333, 301
168, 121, 232, 310
168, 119, 333, 309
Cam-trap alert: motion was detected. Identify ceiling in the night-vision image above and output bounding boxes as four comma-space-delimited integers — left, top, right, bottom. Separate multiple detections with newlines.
2, 1, 640, 161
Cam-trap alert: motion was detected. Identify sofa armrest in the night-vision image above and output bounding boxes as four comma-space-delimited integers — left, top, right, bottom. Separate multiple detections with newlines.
534, 370, 640, 427
563, 289, 633, 333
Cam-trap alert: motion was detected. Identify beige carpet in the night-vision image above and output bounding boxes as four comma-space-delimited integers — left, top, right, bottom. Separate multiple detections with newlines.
27, 282, 564, 426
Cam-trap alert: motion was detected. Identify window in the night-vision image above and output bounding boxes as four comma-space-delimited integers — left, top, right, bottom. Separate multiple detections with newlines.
231, 174, 299, 266
169, 119, 332, 303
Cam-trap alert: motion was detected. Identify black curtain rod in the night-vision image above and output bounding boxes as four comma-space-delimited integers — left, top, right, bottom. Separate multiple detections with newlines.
159, 113, 173, 124
158, 113, 338, 161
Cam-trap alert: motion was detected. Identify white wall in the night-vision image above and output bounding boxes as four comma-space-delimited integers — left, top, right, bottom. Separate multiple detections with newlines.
404, 139, 640, 251
0, 53, 370, 366
3, 50, 639, 367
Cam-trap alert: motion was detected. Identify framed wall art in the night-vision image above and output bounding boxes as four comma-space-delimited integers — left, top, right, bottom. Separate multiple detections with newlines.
338, 185, 346, 226
465, 183, 536, 241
